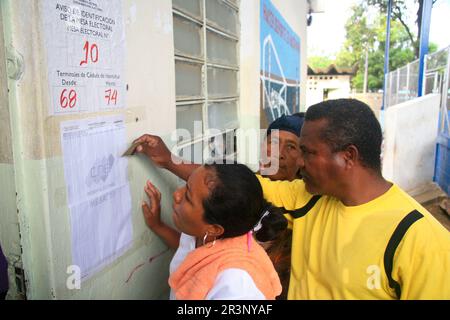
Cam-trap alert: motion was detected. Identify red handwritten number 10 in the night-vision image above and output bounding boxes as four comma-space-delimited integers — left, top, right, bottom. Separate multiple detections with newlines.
60, 89, 77, 108
80, 41, 99, 66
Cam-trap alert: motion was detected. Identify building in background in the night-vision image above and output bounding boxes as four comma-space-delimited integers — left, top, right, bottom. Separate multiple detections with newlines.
0, 0, 318, 299
305, 64, 356, 107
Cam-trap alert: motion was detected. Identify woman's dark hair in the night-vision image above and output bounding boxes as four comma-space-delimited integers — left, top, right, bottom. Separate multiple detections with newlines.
202, 163, 287, 242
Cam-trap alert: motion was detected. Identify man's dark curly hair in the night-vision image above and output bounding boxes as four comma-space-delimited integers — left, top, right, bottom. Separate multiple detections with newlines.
305, 99, 382, 173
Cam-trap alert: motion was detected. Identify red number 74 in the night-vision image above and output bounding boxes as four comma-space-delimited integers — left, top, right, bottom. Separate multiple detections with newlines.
105, 89, 118, 105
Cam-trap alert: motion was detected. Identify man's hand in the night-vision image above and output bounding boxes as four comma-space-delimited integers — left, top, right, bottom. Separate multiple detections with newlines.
133, 133, 198, 181
142, 180, 163, 230
133, 134, 172, 169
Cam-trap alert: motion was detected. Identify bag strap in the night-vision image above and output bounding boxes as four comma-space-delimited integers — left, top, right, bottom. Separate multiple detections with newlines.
281, 195, 322, 219
384, 210, 424, 299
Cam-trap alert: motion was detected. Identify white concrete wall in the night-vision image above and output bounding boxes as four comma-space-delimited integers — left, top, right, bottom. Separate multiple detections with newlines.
305, 76, 323, 107
1, 0, 176, 299
382, 94, 441, 192
238, 0, 261, 169
306, 75, 352, 107
327, 76, 351, 99
0, 2, 22, 299
1, 0, 309, 299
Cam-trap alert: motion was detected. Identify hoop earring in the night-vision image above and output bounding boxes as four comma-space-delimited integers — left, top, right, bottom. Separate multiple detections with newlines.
203, 232, 216, 248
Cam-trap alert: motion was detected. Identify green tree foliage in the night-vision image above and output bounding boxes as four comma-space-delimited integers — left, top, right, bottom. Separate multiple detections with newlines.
307, 2, 438, 91
308, 56, 334, 69
336, 5, 377, 69
368, 0, 438, 58
334, 2, 436, 91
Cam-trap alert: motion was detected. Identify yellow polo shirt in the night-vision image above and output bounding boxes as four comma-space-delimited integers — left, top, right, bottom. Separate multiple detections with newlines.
257, 175, 450, 300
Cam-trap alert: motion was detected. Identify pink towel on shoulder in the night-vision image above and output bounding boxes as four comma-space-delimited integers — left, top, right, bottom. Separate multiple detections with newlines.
169, 234, 282, 300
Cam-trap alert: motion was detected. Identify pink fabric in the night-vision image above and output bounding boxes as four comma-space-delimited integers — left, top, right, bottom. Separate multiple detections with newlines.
169, 234, 281, 300
247, 231, 253, 252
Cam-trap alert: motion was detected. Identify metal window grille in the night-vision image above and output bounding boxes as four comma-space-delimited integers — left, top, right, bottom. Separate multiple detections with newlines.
172, 0, 240, 163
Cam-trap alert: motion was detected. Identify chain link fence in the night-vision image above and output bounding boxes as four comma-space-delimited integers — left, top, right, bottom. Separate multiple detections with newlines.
385, 46, 449, 121
385, 59, 420, 107
384, 46, 450, 193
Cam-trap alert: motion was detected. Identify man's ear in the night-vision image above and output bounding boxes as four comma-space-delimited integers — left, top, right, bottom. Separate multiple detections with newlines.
342, 145, 359, 169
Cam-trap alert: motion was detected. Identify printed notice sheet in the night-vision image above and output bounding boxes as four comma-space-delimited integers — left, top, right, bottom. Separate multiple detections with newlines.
61, 115, 133, 279
41, 0, 126, 115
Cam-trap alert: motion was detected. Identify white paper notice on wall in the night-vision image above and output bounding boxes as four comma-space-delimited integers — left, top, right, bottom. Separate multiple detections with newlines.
41, 0, 126, 115
60, 115, 133, 280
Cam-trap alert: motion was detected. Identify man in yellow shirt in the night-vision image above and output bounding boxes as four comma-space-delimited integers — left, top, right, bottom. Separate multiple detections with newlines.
134, 98, 450, 299
257, 98, 450, 299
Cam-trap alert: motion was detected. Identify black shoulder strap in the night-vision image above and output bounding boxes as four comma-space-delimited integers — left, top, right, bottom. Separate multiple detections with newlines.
281, 195, 322, 219
384, 210, 424, 299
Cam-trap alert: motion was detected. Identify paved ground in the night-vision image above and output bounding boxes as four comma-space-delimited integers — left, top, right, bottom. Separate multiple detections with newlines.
423, 199, 450, 231
409, 182, 450, 231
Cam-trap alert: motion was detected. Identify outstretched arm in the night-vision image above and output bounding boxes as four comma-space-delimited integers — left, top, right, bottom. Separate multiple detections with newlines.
142, 180, 180, 249
133, 134, 199, 181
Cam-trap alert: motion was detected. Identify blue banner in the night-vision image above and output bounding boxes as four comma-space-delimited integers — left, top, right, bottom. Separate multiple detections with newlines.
260, 0, 301, 125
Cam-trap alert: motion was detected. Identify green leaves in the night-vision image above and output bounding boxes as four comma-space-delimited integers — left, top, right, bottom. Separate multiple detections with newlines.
337, 3, 418, 91
308, 1, 438, 91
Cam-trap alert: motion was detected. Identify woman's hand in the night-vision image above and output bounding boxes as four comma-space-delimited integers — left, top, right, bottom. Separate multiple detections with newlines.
142, 180, 163, 230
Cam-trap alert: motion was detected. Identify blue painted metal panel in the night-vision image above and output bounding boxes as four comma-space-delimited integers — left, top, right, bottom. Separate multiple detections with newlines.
435, 137, 450, 194
260, 0, 301, 124
381, 0, 392, 111
418, 0, 433, 97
